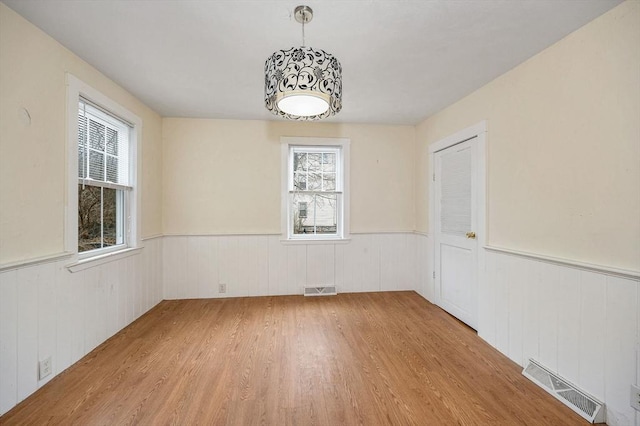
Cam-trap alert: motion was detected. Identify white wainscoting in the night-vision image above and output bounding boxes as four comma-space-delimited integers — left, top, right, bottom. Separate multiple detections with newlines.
3, 232, 638, 425
0, 237, 163, 416
162, 233, 419, 299
480, 248, 639, 426
415, 233, 433, 302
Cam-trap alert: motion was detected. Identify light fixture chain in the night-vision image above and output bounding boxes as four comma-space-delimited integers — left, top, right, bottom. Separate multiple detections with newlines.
302, 14, 305, 46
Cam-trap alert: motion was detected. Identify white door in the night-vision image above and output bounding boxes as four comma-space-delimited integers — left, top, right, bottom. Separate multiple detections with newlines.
434, 138, 478, 329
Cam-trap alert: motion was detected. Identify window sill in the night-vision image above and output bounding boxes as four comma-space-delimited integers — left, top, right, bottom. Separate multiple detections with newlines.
66, 247, 142, 273
280, 237, 351, 245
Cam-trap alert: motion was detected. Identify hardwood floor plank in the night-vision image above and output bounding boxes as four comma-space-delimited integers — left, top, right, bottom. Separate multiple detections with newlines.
1, 292, 589, 425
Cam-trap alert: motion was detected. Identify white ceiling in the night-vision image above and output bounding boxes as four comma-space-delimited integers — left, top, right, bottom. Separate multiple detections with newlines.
3, 0, 622, 125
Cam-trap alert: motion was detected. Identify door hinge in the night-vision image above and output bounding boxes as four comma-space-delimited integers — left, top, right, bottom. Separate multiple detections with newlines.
432, 271, 436, 279
432, 173, 435, 182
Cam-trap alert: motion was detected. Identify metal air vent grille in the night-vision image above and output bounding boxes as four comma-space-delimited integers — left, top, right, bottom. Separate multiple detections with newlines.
523, 359, 604, 423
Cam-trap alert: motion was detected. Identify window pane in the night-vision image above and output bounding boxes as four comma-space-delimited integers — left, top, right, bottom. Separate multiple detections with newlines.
102, 187, 117, 247
292, 193, 314, 235
294, 153, 307, 171
78, 145, 87, 179
323, 172, 336, 191
89, 150, 104, 180
106, 127, 118, 155
322, 153, 336, 172
299, 201, 308, 218
314, 193, 338, 234
89, 120, 105, 150
293, 172, 306, 190
78, 185, 123, 251
291, 193, 338, 235
307, 173, 322, 190
78, 115, 88, 179
106, 155, 118, 183
307, 153, 321, 172
78, 185, 102, 252
78, 115, 87, 148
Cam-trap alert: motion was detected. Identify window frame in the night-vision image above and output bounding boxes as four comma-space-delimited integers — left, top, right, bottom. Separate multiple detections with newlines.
65, 74, 142, 267
281, 137, 350, 242
77, 99, 131, 256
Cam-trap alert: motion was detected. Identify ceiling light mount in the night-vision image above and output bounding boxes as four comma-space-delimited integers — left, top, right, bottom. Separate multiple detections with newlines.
264, 5, 342, 120
294, 5, 313, 25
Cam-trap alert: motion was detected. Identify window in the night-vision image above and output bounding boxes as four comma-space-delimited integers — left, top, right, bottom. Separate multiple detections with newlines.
66, 73, 140, 263
282, 137, 350, 241
77, 99, 132, 253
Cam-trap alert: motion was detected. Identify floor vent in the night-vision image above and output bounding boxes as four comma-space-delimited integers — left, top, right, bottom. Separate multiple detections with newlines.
304, 286, 337, 296
522, 359, 604, 423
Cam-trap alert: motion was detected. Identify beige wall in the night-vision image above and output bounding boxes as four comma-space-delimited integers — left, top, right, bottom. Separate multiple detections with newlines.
415, 0, 640, 270
163, 119, 415, 235
3, 0, 637, 270
0, 4, 163, 264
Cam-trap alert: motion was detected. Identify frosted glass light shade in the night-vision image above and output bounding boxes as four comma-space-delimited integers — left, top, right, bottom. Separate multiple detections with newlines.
265, 46, 342, 120
277, 92, 330, 117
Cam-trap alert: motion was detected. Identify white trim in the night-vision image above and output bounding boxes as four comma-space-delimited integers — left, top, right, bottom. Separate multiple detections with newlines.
280, 142, 289, 238
65, 73, 142, 260
352, 231, 417, 235
429, 121, 488, 154
280, 137, 350, 241
280, 237, 352, 245
282, 136, 350, 147
0, 233, 164, 274
0, 252, 74, 272
141, 234, 164, 241
66, 247, 142, 273
77, 243, 126, 261
161, 231, 414, 238
485, 245, 640, 280
65, 75, 79, 254
163, 232, 282, 238
78, 178, 132, 192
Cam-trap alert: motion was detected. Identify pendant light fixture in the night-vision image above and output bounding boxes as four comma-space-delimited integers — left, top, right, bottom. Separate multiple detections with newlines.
264, 5, 342, 120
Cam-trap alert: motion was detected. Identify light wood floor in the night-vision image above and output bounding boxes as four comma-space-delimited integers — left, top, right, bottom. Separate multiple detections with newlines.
1, 291, 588, 425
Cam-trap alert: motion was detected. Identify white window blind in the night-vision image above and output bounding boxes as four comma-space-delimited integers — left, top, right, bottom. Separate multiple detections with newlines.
440, 146, 471, 236
78, 98, 131, 190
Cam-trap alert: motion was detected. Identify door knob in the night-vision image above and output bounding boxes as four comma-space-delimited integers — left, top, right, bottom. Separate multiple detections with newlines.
466, 232, 476, 239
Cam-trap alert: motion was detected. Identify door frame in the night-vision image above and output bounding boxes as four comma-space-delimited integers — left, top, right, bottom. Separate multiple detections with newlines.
428, 121, 487, 328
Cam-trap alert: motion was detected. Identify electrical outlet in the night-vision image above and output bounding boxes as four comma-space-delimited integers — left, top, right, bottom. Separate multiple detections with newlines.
631, 384, 640, 411
38, 356, 52, 380
219, 283, 226, 293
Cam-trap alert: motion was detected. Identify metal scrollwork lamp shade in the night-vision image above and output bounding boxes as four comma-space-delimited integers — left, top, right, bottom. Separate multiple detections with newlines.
264, 6, 342, 120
